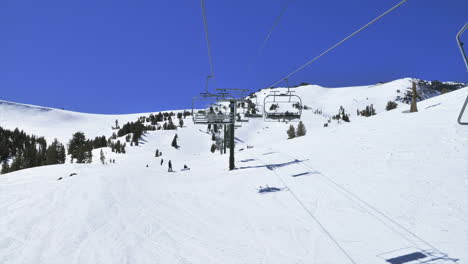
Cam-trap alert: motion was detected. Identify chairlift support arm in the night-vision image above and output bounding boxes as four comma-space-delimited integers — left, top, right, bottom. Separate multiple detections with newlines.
456, 23, 468, 125
456, 23, 468, 71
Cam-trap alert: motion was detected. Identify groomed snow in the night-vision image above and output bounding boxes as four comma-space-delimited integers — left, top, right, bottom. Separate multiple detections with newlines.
1, 81, 467, 263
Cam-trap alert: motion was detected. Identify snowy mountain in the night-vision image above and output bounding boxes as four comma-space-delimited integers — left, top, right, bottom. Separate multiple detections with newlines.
1, 78, 467, 264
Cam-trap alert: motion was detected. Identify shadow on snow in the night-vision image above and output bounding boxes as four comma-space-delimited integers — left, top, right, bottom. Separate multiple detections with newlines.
238, 159, 307, 171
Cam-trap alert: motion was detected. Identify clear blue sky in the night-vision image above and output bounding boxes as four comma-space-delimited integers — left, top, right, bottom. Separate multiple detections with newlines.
1, 0, 467, 114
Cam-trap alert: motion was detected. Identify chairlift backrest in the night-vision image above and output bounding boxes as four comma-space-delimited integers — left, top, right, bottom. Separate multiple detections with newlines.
263, 84, 303, 122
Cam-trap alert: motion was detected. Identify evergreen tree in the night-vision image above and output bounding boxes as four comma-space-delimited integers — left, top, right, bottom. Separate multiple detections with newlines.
171, 134, 178, 149
132, 133, 139, 146
359, 104, 376, 117
287, 125, 296, 139
46, 139, 65, 165
1, 161, 9, 174
10, 151, 24, 172
296, 121, 307, 137
179, 118, 184, 128
85, 148, 92, 163
210, 144, 217, 153
58, 144, 66, 163
115, 140, 122, 154
68, 132, 93, 163
100, 149, 106, 165
386, 101, 398, 111
68, 132, 86, 163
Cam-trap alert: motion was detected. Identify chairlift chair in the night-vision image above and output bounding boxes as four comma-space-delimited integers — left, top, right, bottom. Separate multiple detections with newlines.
245, 96, 263, 118
192, 96, 234, 125
263, 79, 303, 122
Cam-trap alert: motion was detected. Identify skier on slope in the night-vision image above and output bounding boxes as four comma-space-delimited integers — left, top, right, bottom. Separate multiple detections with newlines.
168, 160, 173, 172
161, 158, 164, 166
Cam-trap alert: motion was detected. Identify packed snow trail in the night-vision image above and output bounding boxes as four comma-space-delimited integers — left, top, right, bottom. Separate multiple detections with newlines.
239, 146, 458, 263
1, 83, 466, 263
1, 160, 357, 263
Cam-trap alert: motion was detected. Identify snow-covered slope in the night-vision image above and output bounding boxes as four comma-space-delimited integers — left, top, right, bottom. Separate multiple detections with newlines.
1, 80, 467, 264
253, 78, 465, 118
0, 100, 154, 143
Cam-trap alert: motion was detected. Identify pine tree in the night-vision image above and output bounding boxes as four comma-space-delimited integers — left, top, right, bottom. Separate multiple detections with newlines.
179, 118, 184, 128
210, 144, 217, 153
296, 121, 307, 137
68, 132, 92, 163
115, 140, 122, 154
68, 132, 86, 163
287, 125, 296, 139
132, 133, 139, 146
100, 149, 105, 164
171, 134, 178, 149
46, 139, 60, 165
10, 151, 24, 171
386, 101, 398, 111
1, 161, 9, 174
58, 144, 66, 164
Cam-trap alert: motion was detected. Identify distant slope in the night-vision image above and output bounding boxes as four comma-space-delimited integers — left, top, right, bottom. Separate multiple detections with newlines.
251, 78, 467, 117
0, 100, 155, 143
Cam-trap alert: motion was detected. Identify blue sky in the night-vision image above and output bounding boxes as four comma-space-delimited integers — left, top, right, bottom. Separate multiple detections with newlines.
1, 0, 467, 114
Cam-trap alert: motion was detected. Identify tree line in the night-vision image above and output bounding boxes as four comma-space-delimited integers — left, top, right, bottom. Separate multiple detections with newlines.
1, 127, 66, 174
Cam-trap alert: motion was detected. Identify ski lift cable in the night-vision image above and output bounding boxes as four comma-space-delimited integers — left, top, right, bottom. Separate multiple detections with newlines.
246, 0, 294, 73
266, 0, 410, 88
200, 0, 215, 77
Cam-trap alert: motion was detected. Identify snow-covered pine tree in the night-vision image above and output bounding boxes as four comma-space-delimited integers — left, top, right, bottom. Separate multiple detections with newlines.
287, 125, 296, 139
296, 121, 306, 137
386, 101, 398, 111
100, 149, 106, 165
171, 134, 178, 149
46, 139, 66, 165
